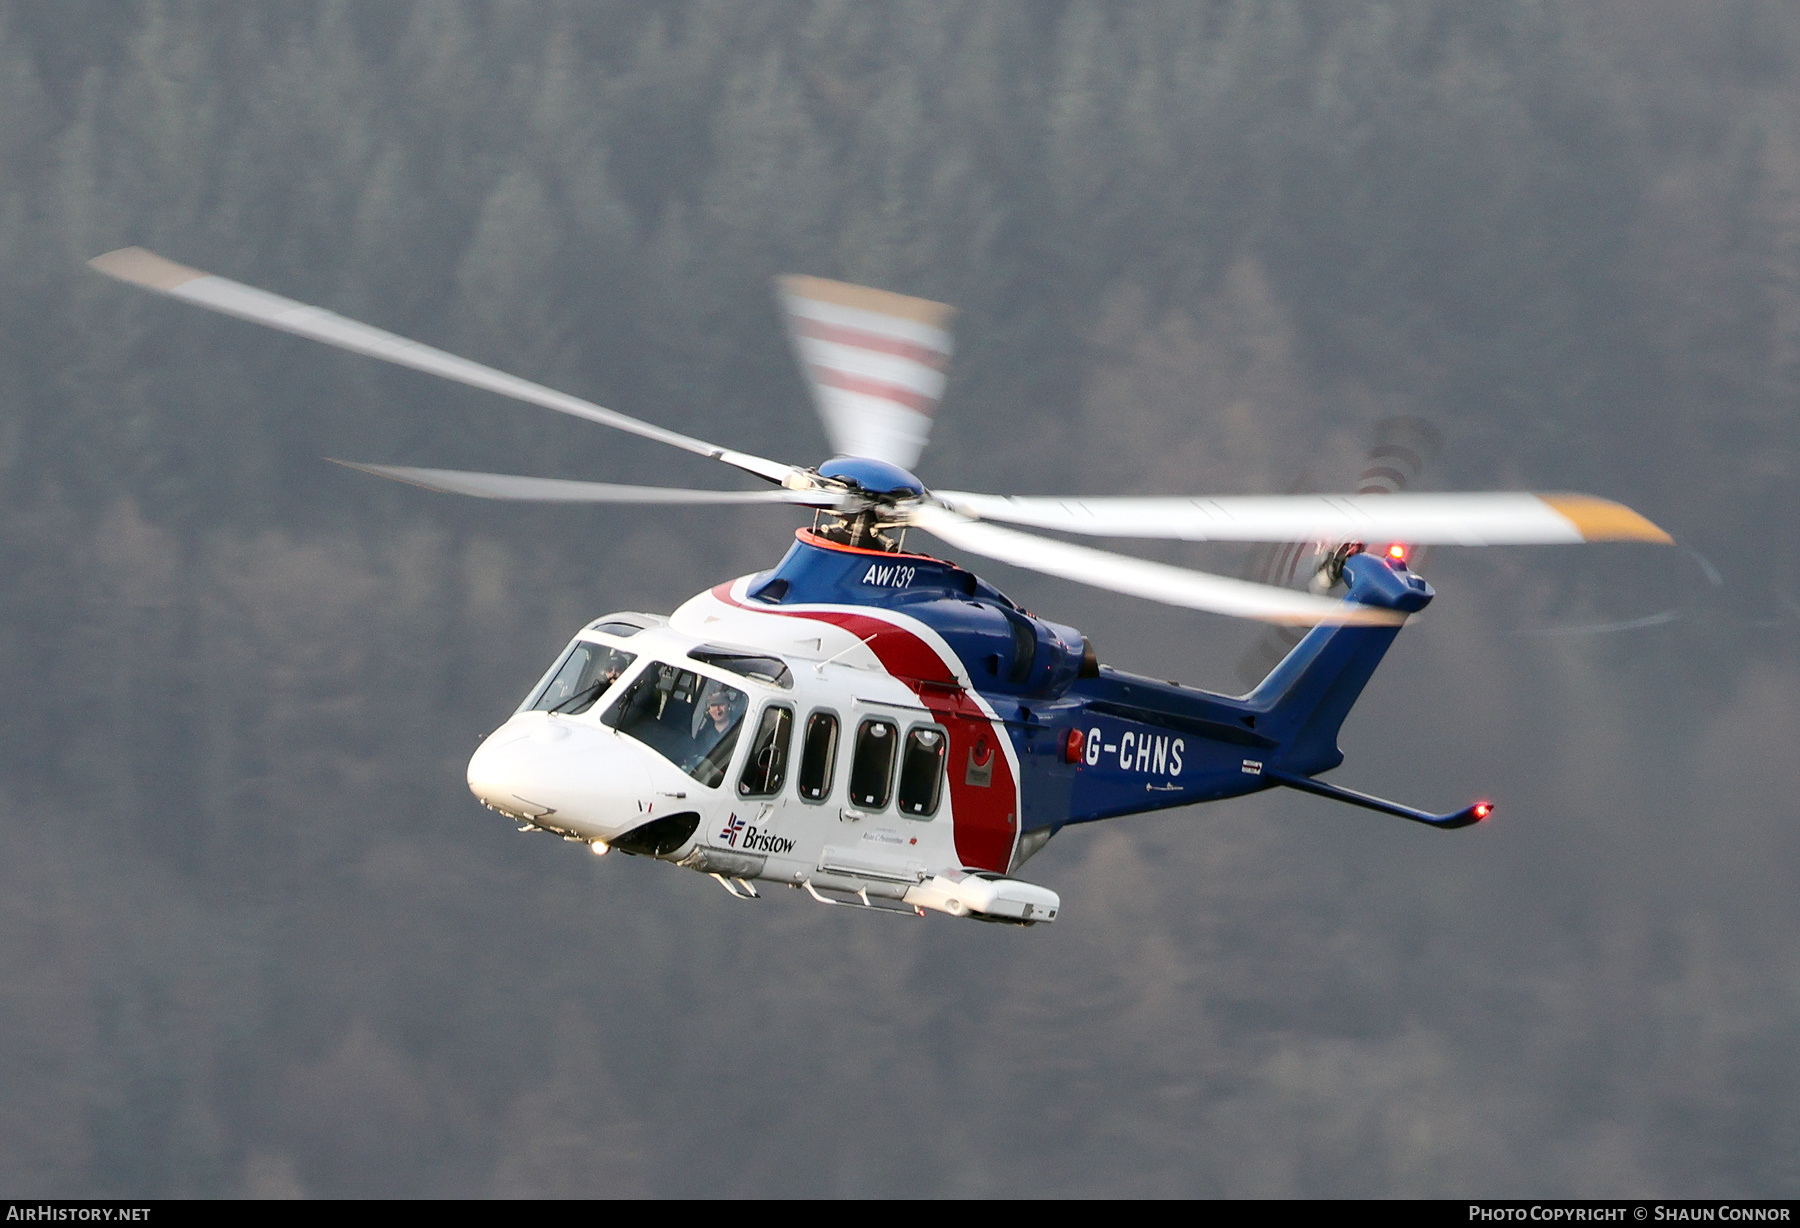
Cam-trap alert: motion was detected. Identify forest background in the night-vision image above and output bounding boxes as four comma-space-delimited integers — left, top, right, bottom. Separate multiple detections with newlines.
0, 0, 1797, 1197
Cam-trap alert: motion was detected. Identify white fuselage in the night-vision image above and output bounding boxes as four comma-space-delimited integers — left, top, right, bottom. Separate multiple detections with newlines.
466, 578, 1060, 923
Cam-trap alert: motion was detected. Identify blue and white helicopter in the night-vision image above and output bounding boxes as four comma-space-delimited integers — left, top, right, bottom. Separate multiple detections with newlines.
90, 250, 1672, 925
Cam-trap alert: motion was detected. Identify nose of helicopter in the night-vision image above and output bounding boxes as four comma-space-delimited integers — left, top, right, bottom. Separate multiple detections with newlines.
467, 717, 653, 840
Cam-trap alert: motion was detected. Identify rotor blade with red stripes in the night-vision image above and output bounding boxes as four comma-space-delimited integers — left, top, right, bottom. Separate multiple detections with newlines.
777, 274, 953, 470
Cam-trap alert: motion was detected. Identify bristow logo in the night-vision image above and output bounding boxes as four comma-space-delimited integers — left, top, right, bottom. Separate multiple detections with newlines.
718, 813, 796, 855
861, 563, 916, 588
740, 825, 796, 855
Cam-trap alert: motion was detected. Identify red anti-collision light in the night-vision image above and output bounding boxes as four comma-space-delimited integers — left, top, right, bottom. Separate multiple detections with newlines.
1386, 543, 1408, 562
1062, 728, 1085, 764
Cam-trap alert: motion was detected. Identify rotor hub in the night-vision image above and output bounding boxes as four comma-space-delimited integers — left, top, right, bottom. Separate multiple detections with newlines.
817, 456, 926, 500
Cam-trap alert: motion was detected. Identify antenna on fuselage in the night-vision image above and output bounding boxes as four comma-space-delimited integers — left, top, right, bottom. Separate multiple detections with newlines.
813, 632, 880, 677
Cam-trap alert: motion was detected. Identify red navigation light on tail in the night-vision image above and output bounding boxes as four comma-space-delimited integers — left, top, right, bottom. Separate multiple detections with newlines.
1473, 801, 1493, 820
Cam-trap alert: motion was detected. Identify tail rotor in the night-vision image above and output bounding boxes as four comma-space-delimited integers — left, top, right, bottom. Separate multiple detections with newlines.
1235, 417, 1443, 689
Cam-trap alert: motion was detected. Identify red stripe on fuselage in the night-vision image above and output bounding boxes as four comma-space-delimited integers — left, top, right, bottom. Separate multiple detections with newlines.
709, 582, 1018, 873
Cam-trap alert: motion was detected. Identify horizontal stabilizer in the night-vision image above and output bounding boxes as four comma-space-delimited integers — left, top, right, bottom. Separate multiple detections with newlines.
1264, 766, 1492, 829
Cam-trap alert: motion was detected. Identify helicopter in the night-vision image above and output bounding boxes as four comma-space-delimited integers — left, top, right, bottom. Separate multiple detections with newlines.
88, 248, 1673, 925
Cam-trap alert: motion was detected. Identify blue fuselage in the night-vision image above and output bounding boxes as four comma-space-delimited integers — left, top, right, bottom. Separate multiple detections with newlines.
747, 532, 1433, 835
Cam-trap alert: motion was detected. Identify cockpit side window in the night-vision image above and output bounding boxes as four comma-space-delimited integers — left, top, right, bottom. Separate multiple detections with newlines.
525, 642, 637, 715
896, 725, 948, 817
797, 711, 839, 802
737, 705, 794, 797
602, 663, 747, 788
848, 718, 898, 810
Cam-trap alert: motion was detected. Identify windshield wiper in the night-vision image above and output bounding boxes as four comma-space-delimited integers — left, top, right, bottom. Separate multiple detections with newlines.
549, 679, 611, 715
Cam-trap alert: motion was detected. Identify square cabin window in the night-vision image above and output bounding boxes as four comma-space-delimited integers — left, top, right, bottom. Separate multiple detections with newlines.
797, 711, 839, 802
896, 725, 948, 817
737, 705, 794, 798
848, 718, 898, 810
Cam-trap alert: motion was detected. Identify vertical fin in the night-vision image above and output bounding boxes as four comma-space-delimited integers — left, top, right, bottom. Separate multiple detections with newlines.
1246, 553, 1431, 773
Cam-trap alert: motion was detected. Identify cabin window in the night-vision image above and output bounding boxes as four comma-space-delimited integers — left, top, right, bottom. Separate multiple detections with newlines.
896, 726, 948, 817
797, 711, 839, 802
848, 718, 898, 810
602, 663, 746, 789
525, 642, 636, 715
737, 705, 794, 798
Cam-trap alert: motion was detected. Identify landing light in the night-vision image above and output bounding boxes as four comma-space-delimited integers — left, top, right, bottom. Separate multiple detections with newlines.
591, 840, 609, 856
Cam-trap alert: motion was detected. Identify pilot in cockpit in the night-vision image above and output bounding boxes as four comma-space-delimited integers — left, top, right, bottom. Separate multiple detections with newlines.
696, 684, 739, 741
685, 680, 744, 779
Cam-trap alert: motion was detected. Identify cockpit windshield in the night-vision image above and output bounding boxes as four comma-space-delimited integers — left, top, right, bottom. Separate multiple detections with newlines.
525, 641, 637, 715
602, 662, 748, 789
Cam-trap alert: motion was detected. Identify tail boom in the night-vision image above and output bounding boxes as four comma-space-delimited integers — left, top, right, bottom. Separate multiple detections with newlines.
1037, 550, 1454, 831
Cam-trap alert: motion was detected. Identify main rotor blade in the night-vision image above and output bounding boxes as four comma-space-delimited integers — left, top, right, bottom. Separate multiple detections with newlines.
331, 461, 853, 508
930, 491, 1672, 546
906, 505, 1403, 625
89, 248, 804, 488
777, 274, 953, 470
